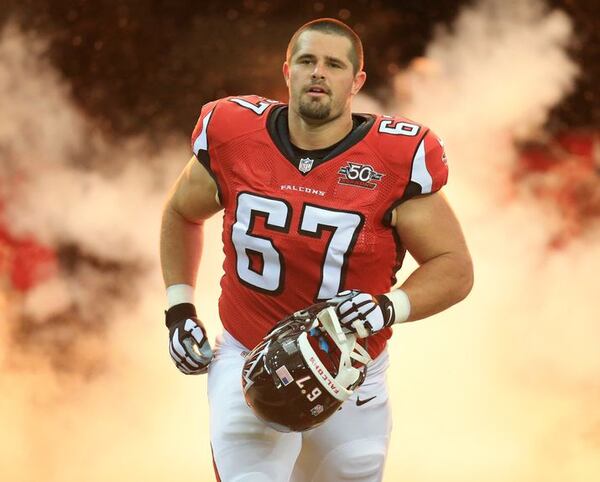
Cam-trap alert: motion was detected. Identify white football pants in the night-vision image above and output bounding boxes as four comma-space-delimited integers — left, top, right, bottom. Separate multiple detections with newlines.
208, 330, 392, 482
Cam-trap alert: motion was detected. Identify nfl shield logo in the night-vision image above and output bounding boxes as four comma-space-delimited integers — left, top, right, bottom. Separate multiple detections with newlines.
310, 404, 324, 417
299, 157, 314, 173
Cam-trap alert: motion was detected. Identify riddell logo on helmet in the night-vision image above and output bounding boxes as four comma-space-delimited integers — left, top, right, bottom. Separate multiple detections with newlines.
308, 355, 339, 395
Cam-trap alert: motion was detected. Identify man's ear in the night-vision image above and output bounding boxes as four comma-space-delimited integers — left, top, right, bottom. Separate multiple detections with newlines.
283, 62, 290, 88
351, 70, 367, 96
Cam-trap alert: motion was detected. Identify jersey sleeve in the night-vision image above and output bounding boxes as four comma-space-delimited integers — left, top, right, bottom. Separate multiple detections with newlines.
405, 129, 448, 199
379, 125, 450, 226
190, 99, 224, 201
190, 100, 220, 172
189, 95, 279, 207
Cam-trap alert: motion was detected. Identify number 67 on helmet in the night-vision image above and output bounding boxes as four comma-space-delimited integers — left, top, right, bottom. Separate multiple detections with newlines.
241, 304, 372, 432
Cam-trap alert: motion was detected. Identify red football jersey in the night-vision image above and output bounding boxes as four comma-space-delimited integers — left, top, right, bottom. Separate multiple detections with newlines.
191, 95, 448, 358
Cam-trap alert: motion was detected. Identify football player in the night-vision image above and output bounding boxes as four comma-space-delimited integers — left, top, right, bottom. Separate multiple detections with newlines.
160, 18, 473, 482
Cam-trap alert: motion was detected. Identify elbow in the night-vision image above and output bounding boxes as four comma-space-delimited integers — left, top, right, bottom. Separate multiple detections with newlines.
162, 200, 183, 226
163, 198, 205, 227
456, 254, 474, 302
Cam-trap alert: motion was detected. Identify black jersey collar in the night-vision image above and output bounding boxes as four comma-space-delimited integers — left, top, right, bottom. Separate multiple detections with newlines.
266, 105, 375, 175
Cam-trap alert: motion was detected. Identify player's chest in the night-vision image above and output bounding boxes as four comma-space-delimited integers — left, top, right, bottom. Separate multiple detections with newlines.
222, 141, 395, 215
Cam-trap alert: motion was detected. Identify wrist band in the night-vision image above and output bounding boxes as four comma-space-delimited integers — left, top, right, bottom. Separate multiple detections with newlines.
166, 283, 195, 308
165, 303, 197, 329
384, 289, 411, 324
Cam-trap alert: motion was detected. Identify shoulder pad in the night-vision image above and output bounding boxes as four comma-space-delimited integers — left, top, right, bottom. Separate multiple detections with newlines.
368, 114, 448, 196
191, 95, 281, 157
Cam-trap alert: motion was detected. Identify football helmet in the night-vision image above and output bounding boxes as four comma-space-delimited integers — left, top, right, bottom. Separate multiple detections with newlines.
241, 302, 372, 432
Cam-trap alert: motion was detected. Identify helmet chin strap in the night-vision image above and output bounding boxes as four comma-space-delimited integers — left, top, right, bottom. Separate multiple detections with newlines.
312, 307, 373, 398
318, 307, 371, 364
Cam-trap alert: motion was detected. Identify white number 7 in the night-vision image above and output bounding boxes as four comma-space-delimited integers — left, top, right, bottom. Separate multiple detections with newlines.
299, 204, 362, 300
229, 97, 277, 115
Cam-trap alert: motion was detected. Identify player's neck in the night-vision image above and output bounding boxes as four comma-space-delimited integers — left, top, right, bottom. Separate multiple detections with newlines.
287, 108, 354, 150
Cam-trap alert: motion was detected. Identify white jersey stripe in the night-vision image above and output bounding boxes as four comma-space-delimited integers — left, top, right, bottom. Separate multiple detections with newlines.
410, 138, 433, 194
193, 109, 214, 156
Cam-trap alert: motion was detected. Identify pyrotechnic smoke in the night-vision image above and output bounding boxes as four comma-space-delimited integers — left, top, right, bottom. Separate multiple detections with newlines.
1, 0, 598, 480
374, 1, 599, 481
0, 22, 220, 481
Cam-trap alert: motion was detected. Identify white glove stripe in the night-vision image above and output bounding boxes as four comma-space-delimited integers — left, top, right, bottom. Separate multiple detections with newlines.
361, 304, 378, 316
339, 295, 373, 313
169, 342, 200, 371
340, 311, 362, 324
339, 301, 377, 318
185, 319, 206, 345
170, 345, 199, 373
338, 301, 361, 317
169, 342, 184, 364
178, 364, 193, 374
171, 328, 188, 357
334, 291, 387, 337
184, 354, 201, 369
172, 329, 201, 369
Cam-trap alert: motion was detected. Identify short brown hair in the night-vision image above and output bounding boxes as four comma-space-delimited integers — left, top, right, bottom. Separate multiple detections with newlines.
286, 18, 364, 74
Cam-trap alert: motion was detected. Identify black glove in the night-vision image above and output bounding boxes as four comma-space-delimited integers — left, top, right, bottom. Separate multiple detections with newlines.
165, 303, 213, 374
331, 290, 395, 338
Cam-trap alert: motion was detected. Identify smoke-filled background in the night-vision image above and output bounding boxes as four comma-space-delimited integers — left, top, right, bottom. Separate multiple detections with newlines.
0, 0, 598, 480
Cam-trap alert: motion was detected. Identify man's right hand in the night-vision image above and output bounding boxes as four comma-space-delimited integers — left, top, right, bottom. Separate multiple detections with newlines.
165, 303, 213, 374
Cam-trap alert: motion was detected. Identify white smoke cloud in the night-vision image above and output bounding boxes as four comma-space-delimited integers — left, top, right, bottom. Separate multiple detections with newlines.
1, 0, 598, 480
0, 26, 81, 171
368, 0, 578, 202
372, 1, 598, 480
0, 21, 218, 481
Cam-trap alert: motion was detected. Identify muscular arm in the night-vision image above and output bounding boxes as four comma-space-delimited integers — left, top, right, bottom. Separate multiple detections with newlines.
393, 191, 473, 322
160, 157, 222, 288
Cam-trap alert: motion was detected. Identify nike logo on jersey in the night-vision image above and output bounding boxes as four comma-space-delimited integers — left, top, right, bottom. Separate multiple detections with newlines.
356, 395, 377, 406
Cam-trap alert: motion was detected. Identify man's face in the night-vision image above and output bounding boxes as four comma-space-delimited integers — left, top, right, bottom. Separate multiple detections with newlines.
284, 30, 366, 123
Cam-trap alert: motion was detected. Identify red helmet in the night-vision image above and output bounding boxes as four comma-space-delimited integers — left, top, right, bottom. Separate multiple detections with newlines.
241, 302, 371, 432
